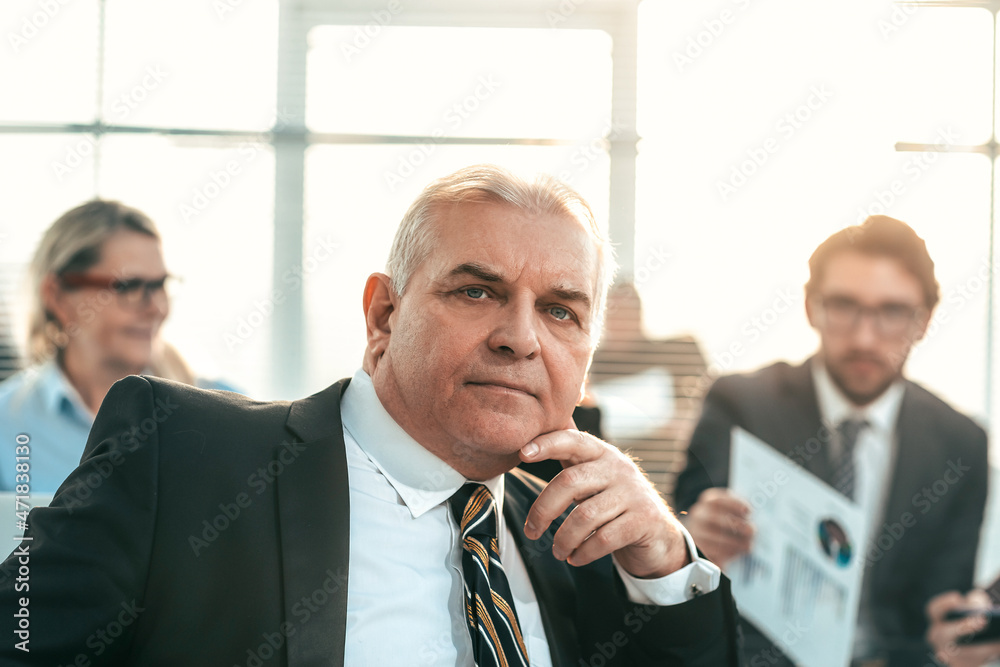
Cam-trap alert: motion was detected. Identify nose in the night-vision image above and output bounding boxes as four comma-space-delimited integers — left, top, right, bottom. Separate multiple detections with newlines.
144, 285, 169, 320
487, 296, 541, 359
849, 310, 879, 347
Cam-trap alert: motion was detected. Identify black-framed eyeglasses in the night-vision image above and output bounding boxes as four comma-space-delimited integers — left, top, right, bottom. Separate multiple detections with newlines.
817, 295, 924, 337
60, 273, 175, 307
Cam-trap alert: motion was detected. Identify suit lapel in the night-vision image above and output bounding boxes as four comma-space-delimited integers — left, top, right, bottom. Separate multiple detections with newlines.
504, 471, 579, 667
874, 384, 925, 572
775, 359, 831, 481
279, 379, 352, 667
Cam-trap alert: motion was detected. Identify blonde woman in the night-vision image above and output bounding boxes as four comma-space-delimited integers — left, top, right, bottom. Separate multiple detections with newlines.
0, 200, 233, 493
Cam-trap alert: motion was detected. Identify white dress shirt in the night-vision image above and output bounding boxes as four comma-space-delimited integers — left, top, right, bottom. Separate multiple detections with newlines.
341, 369, 720, 666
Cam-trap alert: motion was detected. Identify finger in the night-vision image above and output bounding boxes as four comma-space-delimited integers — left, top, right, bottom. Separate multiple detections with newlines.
966, 641, 1000, 664
550, 492, 628, 561
523, 460, 608, 540
933, 614, 988, 649
937, 641, 1000, 667
690, 506, 756, 540
520, 429, 607, 467
928, 592, 971, 623
967, 589, 994, 609
704, 494, 753, 518
699, 488, 752, 516
692, 532, 753, 562
564, 512, 636, 567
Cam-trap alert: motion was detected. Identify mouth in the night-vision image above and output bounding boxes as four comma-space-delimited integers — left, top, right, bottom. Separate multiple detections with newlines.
845, 357, 883, 370
122, 327, 155, 339
465, 381, 536, 398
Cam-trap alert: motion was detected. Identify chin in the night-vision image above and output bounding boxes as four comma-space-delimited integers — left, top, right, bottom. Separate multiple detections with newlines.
114, 352, 154, 374
842, 379, 894, 406
450, 419, 538, 457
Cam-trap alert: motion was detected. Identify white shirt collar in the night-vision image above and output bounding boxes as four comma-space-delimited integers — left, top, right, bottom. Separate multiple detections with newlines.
340, 368, 506, 520
811, 357, 905, 435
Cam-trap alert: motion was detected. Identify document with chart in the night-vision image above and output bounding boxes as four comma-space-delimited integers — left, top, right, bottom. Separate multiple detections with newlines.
727, 428, 867, 667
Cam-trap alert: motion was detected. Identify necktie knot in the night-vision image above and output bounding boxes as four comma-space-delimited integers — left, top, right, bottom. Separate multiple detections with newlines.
831, 418, 868, 500
838, 418, 867, 453
450, 483, 498, 542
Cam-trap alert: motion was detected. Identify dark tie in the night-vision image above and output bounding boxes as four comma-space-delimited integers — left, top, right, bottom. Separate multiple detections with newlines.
830, 418, 867, 499
449, 483, 530, 667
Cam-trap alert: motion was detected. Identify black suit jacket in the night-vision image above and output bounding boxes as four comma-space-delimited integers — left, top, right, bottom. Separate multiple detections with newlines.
674, 359, 988, 666
0, 375, 741, 666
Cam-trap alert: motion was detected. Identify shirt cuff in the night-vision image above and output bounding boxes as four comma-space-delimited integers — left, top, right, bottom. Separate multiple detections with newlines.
612, 522, 721, 606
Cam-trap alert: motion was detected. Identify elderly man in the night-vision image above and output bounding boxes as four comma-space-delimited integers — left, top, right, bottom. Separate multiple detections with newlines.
0, 165, 739, 666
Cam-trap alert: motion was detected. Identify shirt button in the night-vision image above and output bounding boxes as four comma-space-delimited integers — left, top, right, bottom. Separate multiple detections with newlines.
689, 584, 704, 598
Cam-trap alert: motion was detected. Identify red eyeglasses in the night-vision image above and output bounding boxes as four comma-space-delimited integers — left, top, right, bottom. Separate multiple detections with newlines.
59, 273, 173, 307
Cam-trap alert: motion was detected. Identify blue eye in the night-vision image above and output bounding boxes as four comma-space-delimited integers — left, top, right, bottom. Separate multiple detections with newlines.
464, 288, 486, 299
550, 306, 571, 321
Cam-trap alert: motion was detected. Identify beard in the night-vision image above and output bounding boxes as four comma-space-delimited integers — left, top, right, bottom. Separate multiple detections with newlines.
825, 351, 903, 406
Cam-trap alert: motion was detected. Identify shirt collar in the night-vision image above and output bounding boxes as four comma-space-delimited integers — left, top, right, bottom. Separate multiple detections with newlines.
38, 360, 95, 426
341, 369, 506, 520
811, 357, 905, 434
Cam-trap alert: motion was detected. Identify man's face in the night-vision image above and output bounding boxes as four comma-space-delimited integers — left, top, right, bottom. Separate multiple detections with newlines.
368, 201, 599, 479
806, 250, 929, 406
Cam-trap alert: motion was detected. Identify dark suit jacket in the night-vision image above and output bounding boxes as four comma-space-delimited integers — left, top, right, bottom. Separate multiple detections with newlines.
0, 375, 741, 666
674, 359, 988, 666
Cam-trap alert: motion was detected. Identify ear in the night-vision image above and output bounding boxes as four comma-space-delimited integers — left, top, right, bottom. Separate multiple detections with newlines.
910, 307, 931, 343
41, 274, 71, 327
804, 290, 819, 329
363, 273, 396, 368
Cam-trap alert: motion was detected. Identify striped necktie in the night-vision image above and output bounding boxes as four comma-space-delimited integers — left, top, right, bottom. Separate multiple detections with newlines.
449, 483, 530, 667
830, 418, 867, 500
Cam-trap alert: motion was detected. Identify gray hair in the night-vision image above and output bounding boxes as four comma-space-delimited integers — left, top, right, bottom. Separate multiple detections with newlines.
385, 164, 617, 344
27, 200, 160, 364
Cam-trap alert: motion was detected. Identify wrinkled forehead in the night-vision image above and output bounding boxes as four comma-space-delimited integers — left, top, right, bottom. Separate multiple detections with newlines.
426, 200, 602, 286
